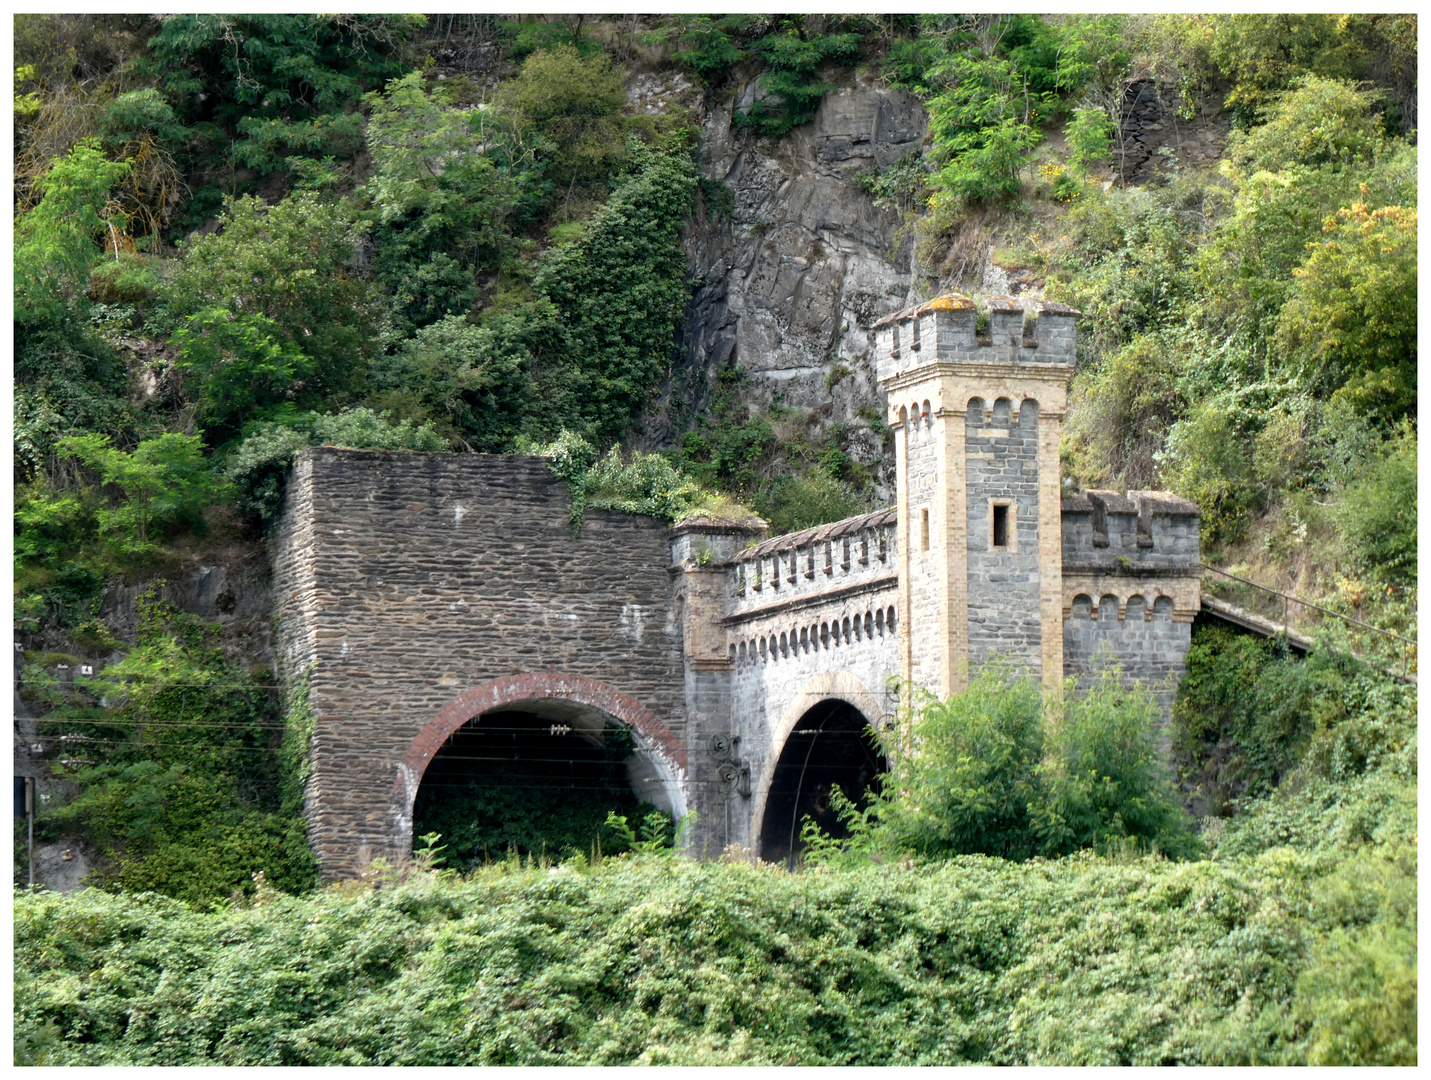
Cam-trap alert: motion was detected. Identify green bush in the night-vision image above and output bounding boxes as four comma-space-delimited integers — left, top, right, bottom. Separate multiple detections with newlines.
526, 430, 756, 535
1174, 624, 1416, 802
1226, 76, 1384, 176
814, 669, 1198, 865
161, 192, 385, 437
1274, 201, 1416, 421
755, 470, 870, 535
361, 71, 529, 336
15, 832, 1413, 1064
1333, 423, 1416, 585
367, 313, 535, 451
53, 432, 228, 557
493, 45, 629, 184
1063, 334, 1185, 489
732, 30, 862, 136
1158, 393, 1261, 544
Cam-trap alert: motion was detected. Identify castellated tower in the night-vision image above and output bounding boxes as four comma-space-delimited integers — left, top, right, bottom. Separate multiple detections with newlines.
875, 294, 1078, 703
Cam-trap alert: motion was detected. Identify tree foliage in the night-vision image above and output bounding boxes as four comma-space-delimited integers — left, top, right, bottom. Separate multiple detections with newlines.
162, 192, 384, 435
142, 13, 420, 194
1275, 202, 1416, 419
493, 45, 629, 183
53, 432, 227, 555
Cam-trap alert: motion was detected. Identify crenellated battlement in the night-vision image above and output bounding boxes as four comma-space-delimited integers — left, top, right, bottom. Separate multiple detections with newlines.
725, 508, 897, 617
1061, 489, 1200, 572
873, 293, 1078, 386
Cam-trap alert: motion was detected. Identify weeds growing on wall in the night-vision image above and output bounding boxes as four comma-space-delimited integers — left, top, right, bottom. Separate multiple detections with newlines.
526, 429, 760, 535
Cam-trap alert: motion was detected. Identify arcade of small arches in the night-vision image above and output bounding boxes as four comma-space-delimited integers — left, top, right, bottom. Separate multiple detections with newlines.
1068, 593, 1177, 622
731, 605, 898, 666
896, 395, 1041, 427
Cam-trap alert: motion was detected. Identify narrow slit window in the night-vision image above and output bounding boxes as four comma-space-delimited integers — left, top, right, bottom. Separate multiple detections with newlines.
992, 504, 1010, 549
921, 508, 930, 551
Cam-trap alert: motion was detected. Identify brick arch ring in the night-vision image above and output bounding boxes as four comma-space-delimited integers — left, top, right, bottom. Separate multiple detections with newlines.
390, 673, 688, 854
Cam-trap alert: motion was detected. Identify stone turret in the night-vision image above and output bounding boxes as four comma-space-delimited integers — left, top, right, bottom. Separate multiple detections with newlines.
874, 293, 1078, 702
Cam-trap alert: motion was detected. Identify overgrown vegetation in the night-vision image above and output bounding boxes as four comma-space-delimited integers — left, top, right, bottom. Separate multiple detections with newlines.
1174, 623, 1416, 814
15, 769, 1414, 1064
24, 591, 317, 904
803, 669, 1199, 866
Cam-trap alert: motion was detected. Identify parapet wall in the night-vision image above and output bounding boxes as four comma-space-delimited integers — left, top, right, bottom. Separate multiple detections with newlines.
1062, 489, 1201, 568
726, 508, 897, 617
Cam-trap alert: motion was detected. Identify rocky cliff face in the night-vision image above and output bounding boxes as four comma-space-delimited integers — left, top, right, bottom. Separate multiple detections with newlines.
634, 71, 931, 498
631, 69, 1230, 504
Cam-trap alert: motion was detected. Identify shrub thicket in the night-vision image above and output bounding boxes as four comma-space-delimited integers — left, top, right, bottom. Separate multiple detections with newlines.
31, 591, 318, 905
15, 824, 1414, 1065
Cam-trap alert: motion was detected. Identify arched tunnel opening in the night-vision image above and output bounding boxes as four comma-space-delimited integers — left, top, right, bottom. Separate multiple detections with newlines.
758, 698, 885, 868
411, 706, 674, 869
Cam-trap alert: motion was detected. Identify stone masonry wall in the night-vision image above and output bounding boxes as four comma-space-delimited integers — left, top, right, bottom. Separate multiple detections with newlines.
900, 412, 943, 691
965, 396, 1043, 673
275, 449, 686, 880
1060, 490, 1203, 728
1063, 594, 1192, 719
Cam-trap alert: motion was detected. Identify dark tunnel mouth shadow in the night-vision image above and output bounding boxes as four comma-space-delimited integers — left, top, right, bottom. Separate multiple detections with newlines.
758, 698, 886, 868
410, 708, 670, 866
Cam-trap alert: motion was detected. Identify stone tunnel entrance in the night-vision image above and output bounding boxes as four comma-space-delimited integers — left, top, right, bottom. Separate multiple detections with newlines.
757, 698, 885, 868
411, 705, 677, 868
393, 675, 687, 869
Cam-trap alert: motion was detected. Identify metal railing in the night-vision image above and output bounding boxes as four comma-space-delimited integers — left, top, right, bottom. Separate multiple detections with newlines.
1201, 563, 1417, 679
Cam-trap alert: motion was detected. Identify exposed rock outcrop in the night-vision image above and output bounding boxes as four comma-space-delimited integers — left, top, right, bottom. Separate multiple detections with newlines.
636, 72, 931, 497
